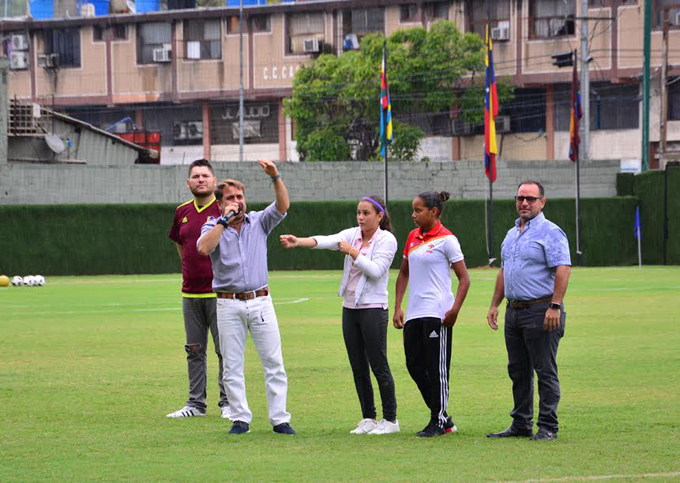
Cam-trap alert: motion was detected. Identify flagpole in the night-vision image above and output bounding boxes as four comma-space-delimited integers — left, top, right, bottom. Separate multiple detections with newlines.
488, 173, 494, 266
574, 48, 582, 267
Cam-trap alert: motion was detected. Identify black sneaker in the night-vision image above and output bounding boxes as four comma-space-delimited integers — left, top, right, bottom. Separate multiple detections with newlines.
444, 416, 458, 434
531, 428, 557, 441
416, 421, 445, 438
273, 422, 296, 435
228, 421, 250, 435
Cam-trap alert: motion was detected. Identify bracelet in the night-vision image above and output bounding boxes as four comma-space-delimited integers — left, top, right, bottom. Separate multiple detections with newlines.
217, 216, 229, 228
271, 174, 281, 183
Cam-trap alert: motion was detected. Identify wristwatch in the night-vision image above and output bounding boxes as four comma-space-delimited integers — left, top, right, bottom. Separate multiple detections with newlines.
549, 302, 561, 310
217, 216, 229, 228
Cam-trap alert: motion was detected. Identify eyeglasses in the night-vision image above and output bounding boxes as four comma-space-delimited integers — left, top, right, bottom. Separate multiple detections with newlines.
515, 196, 543, 204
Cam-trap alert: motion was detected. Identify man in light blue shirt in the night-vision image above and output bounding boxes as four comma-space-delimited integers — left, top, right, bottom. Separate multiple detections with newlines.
197, 159, 295, 436
486, 180, 571, 441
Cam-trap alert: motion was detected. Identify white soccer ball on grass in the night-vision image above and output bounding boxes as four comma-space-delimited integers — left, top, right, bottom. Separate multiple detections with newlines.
24, 276, 35, 287
11, 276, 23, 286
34, 275, 45, 286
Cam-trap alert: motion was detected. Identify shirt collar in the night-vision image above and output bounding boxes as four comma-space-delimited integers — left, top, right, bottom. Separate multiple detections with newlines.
417, 220, 443, 240
515, 212, 545, 229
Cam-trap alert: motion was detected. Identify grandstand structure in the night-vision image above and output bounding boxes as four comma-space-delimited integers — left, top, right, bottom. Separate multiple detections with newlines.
1, 0, 679, 165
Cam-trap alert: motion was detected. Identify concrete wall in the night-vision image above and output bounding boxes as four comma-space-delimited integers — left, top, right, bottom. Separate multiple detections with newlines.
0, 159, 620, 205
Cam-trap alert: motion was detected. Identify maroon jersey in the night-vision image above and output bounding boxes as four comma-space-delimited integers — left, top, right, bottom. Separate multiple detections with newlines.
169, 198, 221, 296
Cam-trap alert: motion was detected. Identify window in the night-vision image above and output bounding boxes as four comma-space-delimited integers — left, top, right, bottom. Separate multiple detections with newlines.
501, 88, 546, 133
252, 14, 271, 33
654, 0, 680, 29
137, 22, 172, 64
529, 0, 575, 39
554, 82, 639, 131
342, 7, 385, 40
45, 29, 81, 68
93, 25, 104, 42
184, 20, 221, 60
113, 25, 128, 41
424, 2, 449, 21
287, 12, 325, 54
400, 4, 418, 22
467, 0, 510, 38
668, 78, 680, 120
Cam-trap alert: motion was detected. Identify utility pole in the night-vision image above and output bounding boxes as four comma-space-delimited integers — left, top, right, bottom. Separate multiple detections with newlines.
641, 0, 652, 171
239, 0, 244, 162
580, 0, 590, 163
659, 8, 669, 171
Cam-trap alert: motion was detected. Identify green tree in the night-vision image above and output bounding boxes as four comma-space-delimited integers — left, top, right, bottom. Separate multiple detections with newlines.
285, 20, 510, 162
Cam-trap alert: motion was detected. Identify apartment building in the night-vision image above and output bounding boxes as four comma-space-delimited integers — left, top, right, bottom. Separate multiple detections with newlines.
1, 0, 679, 164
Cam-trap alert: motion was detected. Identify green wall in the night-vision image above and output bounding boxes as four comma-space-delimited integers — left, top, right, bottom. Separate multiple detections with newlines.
0, 196, 648, 276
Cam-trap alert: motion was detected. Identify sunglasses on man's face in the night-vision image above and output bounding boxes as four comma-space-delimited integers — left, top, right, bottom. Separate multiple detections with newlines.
515, 196, 543, 204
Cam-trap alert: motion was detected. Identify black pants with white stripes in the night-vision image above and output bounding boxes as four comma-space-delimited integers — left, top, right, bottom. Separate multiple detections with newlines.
403, 317, 452, 428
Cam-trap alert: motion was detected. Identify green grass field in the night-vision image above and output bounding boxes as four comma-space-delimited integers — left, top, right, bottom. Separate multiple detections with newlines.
1, 267, 679, 481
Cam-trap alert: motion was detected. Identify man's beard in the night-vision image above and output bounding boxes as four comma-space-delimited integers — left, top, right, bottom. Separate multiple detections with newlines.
190, 185, 213, 198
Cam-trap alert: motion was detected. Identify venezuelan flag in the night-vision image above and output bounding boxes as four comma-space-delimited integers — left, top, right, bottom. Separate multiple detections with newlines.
484, 25, 498, 182
380, 42, 393, 159
569, 53, 582, 162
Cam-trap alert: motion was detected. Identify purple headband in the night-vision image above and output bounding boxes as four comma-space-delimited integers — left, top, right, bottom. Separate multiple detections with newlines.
362, 197, 385, 215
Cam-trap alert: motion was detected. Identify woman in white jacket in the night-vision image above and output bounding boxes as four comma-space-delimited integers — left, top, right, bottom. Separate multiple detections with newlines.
280, 196, 399, 435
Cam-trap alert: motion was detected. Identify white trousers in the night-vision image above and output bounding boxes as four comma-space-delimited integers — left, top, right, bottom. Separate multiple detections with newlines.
216, 295, 291, 426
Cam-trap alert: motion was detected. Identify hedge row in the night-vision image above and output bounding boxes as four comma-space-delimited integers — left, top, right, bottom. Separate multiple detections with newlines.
0, 196, 645, 276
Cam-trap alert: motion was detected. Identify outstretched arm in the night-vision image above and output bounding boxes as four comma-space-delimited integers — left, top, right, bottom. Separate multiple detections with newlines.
280, 235, 318, 249
259, 159, 289, 215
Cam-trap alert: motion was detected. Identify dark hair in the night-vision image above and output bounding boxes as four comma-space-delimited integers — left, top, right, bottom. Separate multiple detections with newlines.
361, 195, 392, 232
215, 178, 245, 201
416, 190, 450, 217
517, 180, 545, 196
188, 158, 214, 177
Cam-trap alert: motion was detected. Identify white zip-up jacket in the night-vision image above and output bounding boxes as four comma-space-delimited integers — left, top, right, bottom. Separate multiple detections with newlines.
312, 227, 398, 307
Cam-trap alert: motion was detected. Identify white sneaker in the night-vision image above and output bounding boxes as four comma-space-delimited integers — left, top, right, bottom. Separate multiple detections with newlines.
368, 419, 400, 435
350, 418, 378, 434
220, 406, 232, 419
166, 406, 206, 418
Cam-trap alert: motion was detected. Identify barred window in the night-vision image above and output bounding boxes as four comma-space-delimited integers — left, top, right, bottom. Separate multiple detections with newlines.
137, 23, 172, 64
529, 0, 575, 39
184, 20, 221, 60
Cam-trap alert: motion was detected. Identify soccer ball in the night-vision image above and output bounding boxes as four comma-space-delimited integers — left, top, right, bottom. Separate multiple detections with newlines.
34, 275, 45, 286
11, 276, 23, 286
0, 275, 9, 287
24, 276, 35, 287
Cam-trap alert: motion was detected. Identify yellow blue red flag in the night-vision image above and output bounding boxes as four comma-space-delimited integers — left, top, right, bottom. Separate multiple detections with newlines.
484, 25, 498, 182
380, 42, 393, 159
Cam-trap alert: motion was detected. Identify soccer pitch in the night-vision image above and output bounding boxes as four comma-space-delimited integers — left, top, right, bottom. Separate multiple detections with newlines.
1, 267, 679, 481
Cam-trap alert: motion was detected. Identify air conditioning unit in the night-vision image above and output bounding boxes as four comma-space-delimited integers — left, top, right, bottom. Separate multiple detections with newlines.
451, 118, 474, 136
491, 21, 510, 41
186, 41, 201, 60
302, 37, 321, 53
495, 115, 511, 134
152, 47, 172, 63
173, 122, 186, 140
173, 121, 203, 141
11, 33, 29, 51
37, 53, 59, 68
185, 121, 203, 140
10, 51, 29, 70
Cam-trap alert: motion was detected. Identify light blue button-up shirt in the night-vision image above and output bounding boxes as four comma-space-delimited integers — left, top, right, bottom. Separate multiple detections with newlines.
198, 202, 286, 293
501, 212, 571, 301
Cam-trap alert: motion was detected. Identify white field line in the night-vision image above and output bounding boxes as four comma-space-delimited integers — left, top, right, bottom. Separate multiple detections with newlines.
509, 471, 680, 482
274, 298, 310, 305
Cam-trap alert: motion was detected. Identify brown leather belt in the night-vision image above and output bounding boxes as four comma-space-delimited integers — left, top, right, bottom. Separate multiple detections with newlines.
216, 287, 269, 301
507, 295, 552, 309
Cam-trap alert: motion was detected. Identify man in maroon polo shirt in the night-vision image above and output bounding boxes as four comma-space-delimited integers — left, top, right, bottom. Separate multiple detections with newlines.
167, 159, 229, 418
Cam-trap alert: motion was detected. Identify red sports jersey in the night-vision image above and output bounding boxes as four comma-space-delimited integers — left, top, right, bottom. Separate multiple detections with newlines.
169, 198, 221, 297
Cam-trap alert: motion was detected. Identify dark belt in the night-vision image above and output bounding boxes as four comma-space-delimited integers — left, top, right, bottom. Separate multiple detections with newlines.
216, 287, 269, 301
507, 295, 552, 309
